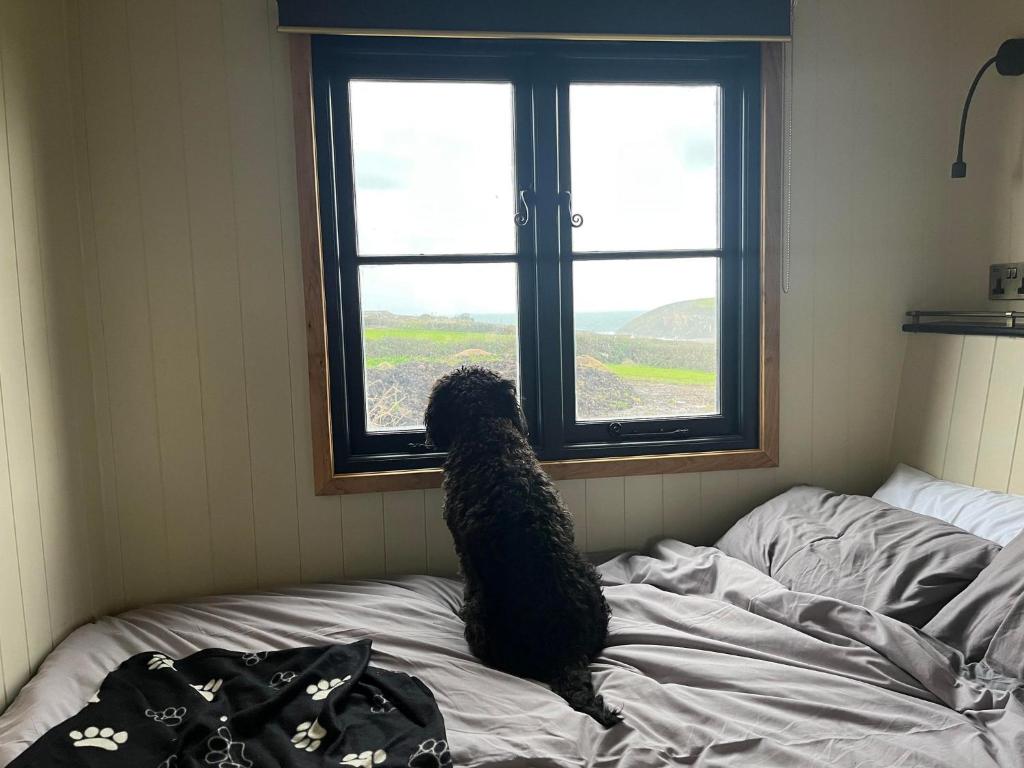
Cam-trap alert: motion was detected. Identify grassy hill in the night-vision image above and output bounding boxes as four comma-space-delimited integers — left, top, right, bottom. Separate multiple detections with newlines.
619, 297, 716, 341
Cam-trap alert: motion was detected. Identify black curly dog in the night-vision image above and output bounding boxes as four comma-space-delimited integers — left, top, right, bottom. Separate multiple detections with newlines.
425, 366, 621, 727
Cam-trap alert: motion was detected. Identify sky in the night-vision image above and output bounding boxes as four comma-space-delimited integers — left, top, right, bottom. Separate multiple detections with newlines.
350, 79, 720, 316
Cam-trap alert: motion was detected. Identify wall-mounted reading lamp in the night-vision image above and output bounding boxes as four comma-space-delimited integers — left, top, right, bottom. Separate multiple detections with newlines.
952, 38, 1024, 178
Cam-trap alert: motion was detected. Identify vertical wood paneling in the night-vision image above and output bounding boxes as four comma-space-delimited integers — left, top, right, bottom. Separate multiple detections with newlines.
995, 339, 1024, 495
265, 0, 345, 585
295, 498, 343, 584
554, 479, 587, 549
966, 342, 1024, 493
942, 336, 996, 485
0, 0, 104, 701
970, 337, 1024, 493
221, 0, 300, 588
30, 0, 99, 640
341, 494, 385, 580
0, 5, 56, 665
126, 0, 213, 600
842, 1, 908, 495
382, 491, 427, 576
0, 379, 30, 701
65, 0, 124, 615
974, 338, 1024, 492
1008, 406, 1024, 495
585, 477, 625, 553
891, 334, 964, 477
892, 335, 1024, 498
662, 473, 702, 545
424, 489, 459, 577
43, 1, 1008, 612
174, 0, 257, 594
700, 470, 755, 545
807, 0, 852, 493
624, 475, 663, 550
79, 0, 169, 607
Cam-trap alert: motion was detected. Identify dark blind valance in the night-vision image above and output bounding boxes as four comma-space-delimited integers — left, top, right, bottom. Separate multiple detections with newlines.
277, 1, 792, 42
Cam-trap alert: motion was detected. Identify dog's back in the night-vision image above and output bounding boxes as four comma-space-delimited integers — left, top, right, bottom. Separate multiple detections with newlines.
425, 367, 621, 727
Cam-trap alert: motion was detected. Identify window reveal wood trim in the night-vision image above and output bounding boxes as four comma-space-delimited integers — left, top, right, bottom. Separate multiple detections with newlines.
290, 35, 783, 495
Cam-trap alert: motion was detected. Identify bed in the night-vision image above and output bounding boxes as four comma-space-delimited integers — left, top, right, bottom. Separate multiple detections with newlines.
1, 488, 1022, 768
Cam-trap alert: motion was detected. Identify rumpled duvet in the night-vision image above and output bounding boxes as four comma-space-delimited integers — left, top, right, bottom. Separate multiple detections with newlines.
0, 541, 1021, 767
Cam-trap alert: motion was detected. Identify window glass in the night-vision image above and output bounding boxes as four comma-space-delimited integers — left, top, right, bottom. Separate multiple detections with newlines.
359, 262, 520, 432
572, 257, 720, 422
568, 83, 720, 253
349, 80, 516, 256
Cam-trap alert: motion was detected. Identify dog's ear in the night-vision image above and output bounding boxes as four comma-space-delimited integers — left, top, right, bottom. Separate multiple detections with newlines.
493, 377, 528, 437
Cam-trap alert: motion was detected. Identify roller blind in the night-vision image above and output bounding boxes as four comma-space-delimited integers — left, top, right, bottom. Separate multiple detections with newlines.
277, 0, 792, 42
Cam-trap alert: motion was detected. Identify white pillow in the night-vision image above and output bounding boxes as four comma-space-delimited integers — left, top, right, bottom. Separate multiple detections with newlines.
874, 464, 1024, 546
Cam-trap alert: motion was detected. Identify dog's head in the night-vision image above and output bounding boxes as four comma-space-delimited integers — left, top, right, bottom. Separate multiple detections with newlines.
424, 366, 527, 450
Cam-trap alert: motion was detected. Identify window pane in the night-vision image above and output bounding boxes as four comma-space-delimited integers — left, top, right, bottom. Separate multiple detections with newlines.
359, 263, 519, 432
573, 258, 719, 422
349, 80, 516, 256
569, 84, 719, 253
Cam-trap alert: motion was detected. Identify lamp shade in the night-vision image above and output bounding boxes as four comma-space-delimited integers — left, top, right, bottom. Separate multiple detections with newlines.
996, 38, 1024, 76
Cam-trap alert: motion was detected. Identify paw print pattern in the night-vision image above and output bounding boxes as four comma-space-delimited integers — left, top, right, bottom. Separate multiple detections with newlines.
369, 693, 395, 714
205, 725, 253, 768
305, 675, 350, 701
69, 726, 128, 751
269, 671, 296, 689
145, 706, 187, 727
291, 718, 326, 752
241, 651, 267, 667
341, 749, 387, 767
158, 755, 178, 768
408, 739, 452, 768
191, 679, 223, 702
147, 653, 176, 671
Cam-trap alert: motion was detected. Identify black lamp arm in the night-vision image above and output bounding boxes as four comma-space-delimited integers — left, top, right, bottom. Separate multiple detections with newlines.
952, 55, 998, 179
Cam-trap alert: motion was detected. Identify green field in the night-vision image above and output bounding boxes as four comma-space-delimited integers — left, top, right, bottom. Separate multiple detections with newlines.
363, 327, 513, 345
604, 363, 716, 386
361, 313, 718, 429
362, 325, 716, 375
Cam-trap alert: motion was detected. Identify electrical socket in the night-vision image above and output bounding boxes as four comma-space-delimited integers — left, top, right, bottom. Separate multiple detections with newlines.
990, 262, 1024, 300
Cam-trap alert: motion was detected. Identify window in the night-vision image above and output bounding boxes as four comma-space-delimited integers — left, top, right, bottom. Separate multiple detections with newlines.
301, 36, 779, 488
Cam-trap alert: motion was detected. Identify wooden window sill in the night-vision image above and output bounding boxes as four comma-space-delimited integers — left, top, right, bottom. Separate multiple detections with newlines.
317, 447, 779, 495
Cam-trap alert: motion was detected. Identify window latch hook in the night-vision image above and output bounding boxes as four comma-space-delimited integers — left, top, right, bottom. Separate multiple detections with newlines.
514, 188, 532, 227
561, 190, 583, 228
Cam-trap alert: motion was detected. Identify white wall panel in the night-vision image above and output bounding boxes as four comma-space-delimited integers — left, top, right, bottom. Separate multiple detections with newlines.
382, 491, 427, 576
585, 477, 626, 553
943, 337, 996, 484
424, 489, 458, 577
624, 475, 663, 550
893, 334, 1024, 499
891, 335, 964, 477
555, 479, 587, 549
221, 0, 301, 588
975, 338, 1024, 492
0, 0, 104, 704
40, 0, 1015, 639
126, 0, 214, 601
174, 0, 259, 596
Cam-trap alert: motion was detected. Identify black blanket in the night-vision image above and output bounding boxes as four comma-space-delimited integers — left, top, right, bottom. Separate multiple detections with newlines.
11, 640, 450, 767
